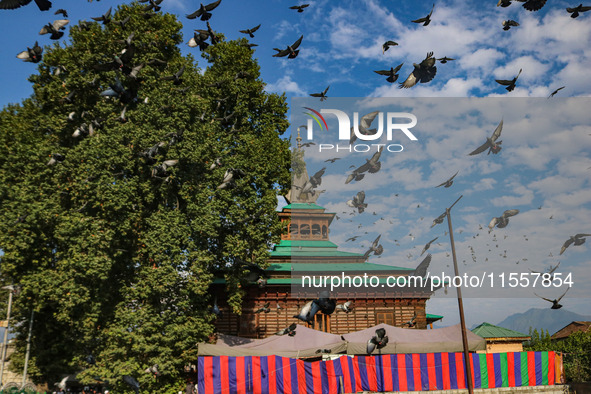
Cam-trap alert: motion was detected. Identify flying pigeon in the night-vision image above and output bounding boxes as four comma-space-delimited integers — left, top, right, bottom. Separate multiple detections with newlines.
431, 211, 447, 228
404, 312, 417, 328
122, 375, 140, 394
502, 20, 520, 30
420, 237, 439, 256
91, 7, 112, 24
47, 153, 65, 166
54, 8, 67, 17
535, 288, 569, 309
548, 86, 565, 98
314, 297, 336, 315
516, 0, 547, 11
144, 364, 160, 377
346, 150, 382, 184
0, 0, 51, 10
188, 30, 211, 50
275, 323, 297, 336
412, 254, 432, 279
310, 85, 329, 101
411, 4, 434, 25
567, 4, 591, 17
560, 233, 591, 255
435, 171, 459, 188
101, 76, 137, 104
497, 0, 512, 6
382, 40, 398, 53
273, 35, 304, 59
55, 376, 68, 390
346, 191, 368, 213
374, 63, 404, 83
17, 42, 43, 63
293, 300, 320, 323
239, 24, 261, 38
366, 328, 389, 354
211, 296, 221, 317
162, 65, 186, 85
140, 0, 163, 12
363, 235, 383, 259
254, 302, 271, 314
399, 52, 437, 88
349, 111, 380, 143
488, 209, 519, 232
496, 69, 522, 91
468, 119, 503, 155
529, 262, 560, 279
336, 301, 353, 313
437, 57, 455, 63
39, 19, 69, 39
151, 160, 179, 179
186, 0, 222, 20
290, 4, 309, 12
217, 168, 244, 189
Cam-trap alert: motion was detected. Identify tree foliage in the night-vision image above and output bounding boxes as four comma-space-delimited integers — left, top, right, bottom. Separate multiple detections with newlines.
525, 327, 591, 383
0, 3, 290, 392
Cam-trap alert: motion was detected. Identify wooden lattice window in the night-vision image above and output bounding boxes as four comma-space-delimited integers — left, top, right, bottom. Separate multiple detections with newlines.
376, 312, 394, 326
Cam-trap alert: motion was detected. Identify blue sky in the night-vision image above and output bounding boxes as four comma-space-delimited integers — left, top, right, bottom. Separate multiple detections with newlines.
1, 0, 590, 329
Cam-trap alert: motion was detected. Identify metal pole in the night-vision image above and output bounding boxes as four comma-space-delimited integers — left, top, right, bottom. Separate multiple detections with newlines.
0, 288, 13, 387
21, 310, 34, 388
446, 201, 474, 394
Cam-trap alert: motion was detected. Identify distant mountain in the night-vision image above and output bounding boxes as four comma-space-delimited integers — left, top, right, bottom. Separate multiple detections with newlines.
496, 308, 591, 336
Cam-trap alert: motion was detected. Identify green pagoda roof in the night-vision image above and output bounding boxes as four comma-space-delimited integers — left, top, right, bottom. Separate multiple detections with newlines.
270, 239, 364, 257
471, 322, 530, 339
282, 203, 326, 210
266, 262, 415, 272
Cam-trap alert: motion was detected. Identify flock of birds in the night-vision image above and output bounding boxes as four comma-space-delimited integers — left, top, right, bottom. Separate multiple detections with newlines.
294, 107, 589, 311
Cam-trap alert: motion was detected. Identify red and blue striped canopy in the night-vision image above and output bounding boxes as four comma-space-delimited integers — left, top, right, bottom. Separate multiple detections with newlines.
198, 351, 556, 393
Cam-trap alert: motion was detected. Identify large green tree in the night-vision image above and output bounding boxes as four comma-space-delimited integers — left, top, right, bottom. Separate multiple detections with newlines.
0, 3, 290, 392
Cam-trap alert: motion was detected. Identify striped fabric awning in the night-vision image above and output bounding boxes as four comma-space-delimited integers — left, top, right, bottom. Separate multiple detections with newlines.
198, 351, 557, 393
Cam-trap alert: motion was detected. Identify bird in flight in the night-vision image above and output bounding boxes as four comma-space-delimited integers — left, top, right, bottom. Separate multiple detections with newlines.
17, 42, 43, 63
548, 86, 565, 98
420, 237, 439, 256
186, 0, 222, 21
0, 0, 51, 10
39, 19, 69, 40
502, 20, 520, 30
273, 35, 303, 59
382, 40, 398, 53
437, 57, 455, 63
517, 0, 547, 11
560, 233, 591, 255
567, 4, 591, 17
496, 69, 522, 91
310, 85, 329, 101
435, 171, 459, 188
535, 288, 569, 309
290, 4, 309, 12
411, 4, 434, 26
239, 24, 261, 38
367, 328, 389, 355
374, 63, 404, 83
399, 52, 437, 88
488, 209, 519, 232
346, 191, 368, 213
468, 119, 504, 155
